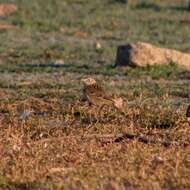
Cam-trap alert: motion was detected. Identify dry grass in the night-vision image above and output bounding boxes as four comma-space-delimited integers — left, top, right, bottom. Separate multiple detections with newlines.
0, 93, 190, 189
0, 0, 190, 189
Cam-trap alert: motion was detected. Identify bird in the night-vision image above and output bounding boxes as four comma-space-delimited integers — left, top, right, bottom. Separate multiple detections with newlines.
186, 105, 190, 120
81, 78, 124, 110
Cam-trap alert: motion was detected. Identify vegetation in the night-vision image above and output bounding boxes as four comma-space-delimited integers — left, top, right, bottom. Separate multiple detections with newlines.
0, 0, 190, 189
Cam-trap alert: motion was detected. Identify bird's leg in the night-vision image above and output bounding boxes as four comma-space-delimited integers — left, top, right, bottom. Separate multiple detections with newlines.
96, 104, 107, 123
94, 105, 102, 123
89, 107, 96, 125
88, 106, 100, 124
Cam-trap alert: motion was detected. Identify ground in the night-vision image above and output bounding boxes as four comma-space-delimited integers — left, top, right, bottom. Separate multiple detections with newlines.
0, 0, 190, 189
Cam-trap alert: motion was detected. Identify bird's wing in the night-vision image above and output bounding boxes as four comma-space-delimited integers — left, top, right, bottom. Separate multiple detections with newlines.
84, 84, 114, 106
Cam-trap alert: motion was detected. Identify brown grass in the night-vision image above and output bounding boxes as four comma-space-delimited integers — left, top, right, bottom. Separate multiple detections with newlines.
0, 0, 190, 189
0, 95, 190, 189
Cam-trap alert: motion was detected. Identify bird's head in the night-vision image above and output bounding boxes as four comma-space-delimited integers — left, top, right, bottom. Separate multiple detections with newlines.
81, 78, 97, 87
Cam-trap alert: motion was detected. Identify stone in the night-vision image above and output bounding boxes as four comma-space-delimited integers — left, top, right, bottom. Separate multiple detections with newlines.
115, 42, 190, 70
95, 42, 102, 50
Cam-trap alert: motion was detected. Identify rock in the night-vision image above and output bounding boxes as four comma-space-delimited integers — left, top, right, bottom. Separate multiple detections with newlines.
0, 3, 17, 17
115, 42, 190, 70
95, 42, 102, 50
115, 44, 133, 67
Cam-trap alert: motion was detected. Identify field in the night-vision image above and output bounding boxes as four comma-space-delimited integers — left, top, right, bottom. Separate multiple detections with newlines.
0, 0, 190, 189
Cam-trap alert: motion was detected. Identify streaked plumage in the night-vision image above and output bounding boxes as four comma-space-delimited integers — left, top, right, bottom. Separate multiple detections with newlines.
81, 78, 124, 110
81, 78, 114, 106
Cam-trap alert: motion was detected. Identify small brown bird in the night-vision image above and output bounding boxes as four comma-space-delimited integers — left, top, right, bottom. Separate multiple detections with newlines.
186, 105, 190, 120
81, 78, 123, 110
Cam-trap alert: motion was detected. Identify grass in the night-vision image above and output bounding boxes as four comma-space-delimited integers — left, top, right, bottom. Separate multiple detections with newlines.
0, 0, 190, 189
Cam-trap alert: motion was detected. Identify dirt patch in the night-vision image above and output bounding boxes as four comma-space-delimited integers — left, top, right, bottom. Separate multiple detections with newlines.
0, 4, 17, 17
0, 23, 17, 30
